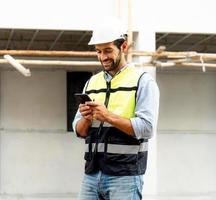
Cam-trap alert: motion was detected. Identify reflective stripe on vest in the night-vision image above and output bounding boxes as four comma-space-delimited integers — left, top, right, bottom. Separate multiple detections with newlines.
92, 120, 111, 128
85, 142, 148, 154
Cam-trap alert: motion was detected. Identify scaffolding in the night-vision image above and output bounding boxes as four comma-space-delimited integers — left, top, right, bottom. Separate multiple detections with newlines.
1, 48, 216, 73
1, 0, 216, 73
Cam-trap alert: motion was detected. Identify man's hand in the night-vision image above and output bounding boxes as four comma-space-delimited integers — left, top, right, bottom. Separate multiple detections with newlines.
86, 102, 109, 122
79, 102, 93, 122
86, 101, 135, 137
75, 102, 93, 137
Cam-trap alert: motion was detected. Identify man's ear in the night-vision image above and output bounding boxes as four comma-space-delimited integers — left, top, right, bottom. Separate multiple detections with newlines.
121, 41, 128, 52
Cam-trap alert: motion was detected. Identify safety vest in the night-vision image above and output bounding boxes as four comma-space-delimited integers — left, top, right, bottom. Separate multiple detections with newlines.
84, 65, 148, 176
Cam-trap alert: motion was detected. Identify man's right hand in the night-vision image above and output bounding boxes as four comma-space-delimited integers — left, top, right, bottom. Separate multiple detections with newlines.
75, 103, 93, 137
79, 103, 93, 122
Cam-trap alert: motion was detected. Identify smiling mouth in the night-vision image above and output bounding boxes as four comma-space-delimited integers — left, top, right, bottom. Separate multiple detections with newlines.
103, 62, 111, 66
102, 60, 112, 66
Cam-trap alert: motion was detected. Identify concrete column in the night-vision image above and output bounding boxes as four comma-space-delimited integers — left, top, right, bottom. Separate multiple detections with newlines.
134, 29, 158, 197
0, 69, 2, 131
0, 70, 2, 195
0, 69, 2, 196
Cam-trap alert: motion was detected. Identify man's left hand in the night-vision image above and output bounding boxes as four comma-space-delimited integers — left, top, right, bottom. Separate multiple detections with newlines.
86, 102, 109, 122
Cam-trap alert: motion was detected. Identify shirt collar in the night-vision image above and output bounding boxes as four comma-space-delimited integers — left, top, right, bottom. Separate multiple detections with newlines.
103, 63, 131, 82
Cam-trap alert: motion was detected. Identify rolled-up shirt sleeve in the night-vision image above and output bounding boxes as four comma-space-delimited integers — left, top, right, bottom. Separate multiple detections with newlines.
130, 73, 160, 140
72, 110, 82, 136
72, 81, 89, 137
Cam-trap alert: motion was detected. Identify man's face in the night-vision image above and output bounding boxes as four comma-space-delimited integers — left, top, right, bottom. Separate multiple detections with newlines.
95, 42, 123, 75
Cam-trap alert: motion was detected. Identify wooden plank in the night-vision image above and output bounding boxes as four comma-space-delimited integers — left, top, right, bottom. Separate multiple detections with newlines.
0, 59, 101, 66
0, 50, 97, 57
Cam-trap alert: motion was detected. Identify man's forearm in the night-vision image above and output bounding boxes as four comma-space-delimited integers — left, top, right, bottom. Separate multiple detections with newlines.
76, 118, 92, 137
106, 113, 135, 137
86, 101, 135, 137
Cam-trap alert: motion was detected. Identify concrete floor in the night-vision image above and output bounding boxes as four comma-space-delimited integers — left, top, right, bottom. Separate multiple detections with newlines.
1, 193, 216, 200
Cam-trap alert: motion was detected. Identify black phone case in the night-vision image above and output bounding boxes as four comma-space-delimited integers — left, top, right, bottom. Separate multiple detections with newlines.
74, 93, 91, 104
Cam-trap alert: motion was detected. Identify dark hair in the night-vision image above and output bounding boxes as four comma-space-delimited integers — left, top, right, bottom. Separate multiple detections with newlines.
113, 34, 128, 49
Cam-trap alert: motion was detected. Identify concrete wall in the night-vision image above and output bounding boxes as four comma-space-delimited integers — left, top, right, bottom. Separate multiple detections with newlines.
0, 132, 85, 200
0, 69, 215, 200
0, 71, 1, 129
158, 71, 216, 131
157, 71, 216, 198
0, 70, 85, 199
0, 0, 216, 199
0, 70, 66, 131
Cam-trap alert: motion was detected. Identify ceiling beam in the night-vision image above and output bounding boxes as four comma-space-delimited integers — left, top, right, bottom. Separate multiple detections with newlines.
167, 34, 192, 50
187, 34, 215, 51
27, 30, 39, 50
49, 31, 64, 50
156, 33, 169, 43
5, 29, 14, 50
73, 31, 89, 49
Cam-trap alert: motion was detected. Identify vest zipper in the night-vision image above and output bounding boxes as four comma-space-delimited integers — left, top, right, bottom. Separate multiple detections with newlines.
102, 81, 111, 154
95, 81, 111, 153
104, 81, 111, 107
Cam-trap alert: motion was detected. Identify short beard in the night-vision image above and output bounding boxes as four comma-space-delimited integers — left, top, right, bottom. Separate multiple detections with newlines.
102, 51, 122, 73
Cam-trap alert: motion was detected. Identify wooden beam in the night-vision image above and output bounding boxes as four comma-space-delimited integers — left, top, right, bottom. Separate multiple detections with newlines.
152, 61, 216, 68
3, 55, 31, 76
131, 50, 198, 58
0, 59, 101, 67
0, 50, 97, 57
180, 62, 216, 68
1, 50, 216, 63
1, 58, 216, 69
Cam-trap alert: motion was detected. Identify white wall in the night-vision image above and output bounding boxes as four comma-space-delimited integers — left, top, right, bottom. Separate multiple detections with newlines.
1, 0, 216, 34
158, 133, 216, 195
155, 0, 216, 33
1, 132, 85, 199
0, 0, 216, 199
0, 71, 1, 129
0, 70, 66, 131
0, 0, 119, 30
0, 70, 85, 199
157, 71, 216, 197
1, 70, 216, 199
158, 71, 216, 131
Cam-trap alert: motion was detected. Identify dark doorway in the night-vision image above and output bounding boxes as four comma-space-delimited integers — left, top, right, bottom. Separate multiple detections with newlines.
67, 72, 92, 131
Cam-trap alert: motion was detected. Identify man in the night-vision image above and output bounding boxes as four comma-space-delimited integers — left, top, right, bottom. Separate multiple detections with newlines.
73, 19, 159, 200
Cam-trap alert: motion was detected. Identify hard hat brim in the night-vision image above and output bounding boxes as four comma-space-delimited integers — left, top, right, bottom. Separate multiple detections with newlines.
88, 35, 126, 45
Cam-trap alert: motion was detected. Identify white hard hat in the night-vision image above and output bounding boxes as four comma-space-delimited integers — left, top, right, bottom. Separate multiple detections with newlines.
88, 17, 127, 45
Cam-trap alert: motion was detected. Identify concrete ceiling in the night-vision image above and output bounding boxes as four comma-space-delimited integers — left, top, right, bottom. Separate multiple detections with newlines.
0, 29, 94, 51
0, 29, 216, 53
0, 29, 216, 72
156, 33, 216, 53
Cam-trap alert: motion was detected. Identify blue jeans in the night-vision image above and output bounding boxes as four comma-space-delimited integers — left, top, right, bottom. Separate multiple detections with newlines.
78, 171, 143, 200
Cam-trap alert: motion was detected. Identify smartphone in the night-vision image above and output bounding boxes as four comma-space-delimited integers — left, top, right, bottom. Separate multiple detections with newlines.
74, 93, 92, 104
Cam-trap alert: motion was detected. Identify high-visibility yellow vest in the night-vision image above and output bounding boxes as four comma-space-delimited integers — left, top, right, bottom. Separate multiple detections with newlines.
85, 65, 143, 119
84, 65, 148, 176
